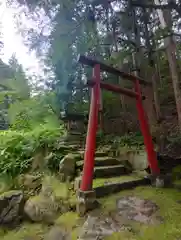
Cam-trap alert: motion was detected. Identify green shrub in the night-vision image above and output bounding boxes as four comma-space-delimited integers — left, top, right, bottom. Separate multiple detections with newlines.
172, 165, 181, 180
112, 132, 144, 149
0, 125, 66, 177
97, 132, 144, 150
8, 94, 61, 131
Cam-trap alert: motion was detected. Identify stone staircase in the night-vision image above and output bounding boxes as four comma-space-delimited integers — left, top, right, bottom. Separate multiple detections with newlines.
61, 131, 151, 197
77, 154, 131, 178
75, 149, 150, 197
63, 131, 86, 147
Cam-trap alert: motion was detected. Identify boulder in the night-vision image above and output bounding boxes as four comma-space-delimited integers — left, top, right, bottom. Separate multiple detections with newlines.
16, 174, 42, 194
117, 196, 161, 224
24, 195, 60, 223
0, 190, 24, 224
59, 153, 80, 181
24, 175, 73, 223
78, 215, 124, 239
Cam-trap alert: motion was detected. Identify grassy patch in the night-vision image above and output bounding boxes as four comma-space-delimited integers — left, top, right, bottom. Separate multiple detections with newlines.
104, 231, 136, 240
42, 174, 77, 209
100, 186, 181, 240
0, 175, 14, 194
55, 212, 83, 240
42, 174, 70, 199
1, 223, 47, 240
55, 212, 79, 229
2, 178, 181, 240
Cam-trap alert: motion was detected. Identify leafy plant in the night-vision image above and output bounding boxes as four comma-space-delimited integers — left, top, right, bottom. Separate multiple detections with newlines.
111, 133, 144, 149
8, 94, 60, 131
0, 125, 66, 177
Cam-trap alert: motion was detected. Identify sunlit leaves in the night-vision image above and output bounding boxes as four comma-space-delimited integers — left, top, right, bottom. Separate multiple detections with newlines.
0, 125, 65, 177
8, 93, 60, 130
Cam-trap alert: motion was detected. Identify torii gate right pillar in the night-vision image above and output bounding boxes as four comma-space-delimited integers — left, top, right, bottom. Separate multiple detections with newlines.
135, 79, 160, 175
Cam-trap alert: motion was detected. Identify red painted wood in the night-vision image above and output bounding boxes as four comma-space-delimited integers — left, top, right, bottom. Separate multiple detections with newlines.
87, 79, 139, 99
80, 64, 100, 191
79, 60, 160, 192
134, 79, 160, 175
78, 55, 151, 86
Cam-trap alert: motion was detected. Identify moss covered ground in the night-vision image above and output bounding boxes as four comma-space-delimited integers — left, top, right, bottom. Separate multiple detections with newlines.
101, 186, 181, 240
1, 176, 181, 239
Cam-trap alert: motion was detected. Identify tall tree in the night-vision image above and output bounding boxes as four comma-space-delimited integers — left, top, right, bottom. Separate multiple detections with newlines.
154, 0, 181, 130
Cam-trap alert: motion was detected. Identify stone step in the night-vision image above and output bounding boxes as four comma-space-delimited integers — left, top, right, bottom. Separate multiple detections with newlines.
93, 165, 129, 178
69, 131, 82, 135
56, 144, 79, 152
95, 177, 151, 198
76, 157, 122, 169
78, 151, 109, 158
63, 133, 85, 143
95, 152, 109, 157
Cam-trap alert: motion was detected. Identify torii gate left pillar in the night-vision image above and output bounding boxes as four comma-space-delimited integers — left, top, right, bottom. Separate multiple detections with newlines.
76, 64, 100, 216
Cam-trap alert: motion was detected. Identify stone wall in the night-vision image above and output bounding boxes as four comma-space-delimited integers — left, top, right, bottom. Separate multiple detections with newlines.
116, 150, 148, 170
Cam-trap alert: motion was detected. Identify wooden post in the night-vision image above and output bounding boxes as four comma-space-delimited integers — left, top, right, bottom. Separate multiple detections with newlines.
80, 64, 100, 191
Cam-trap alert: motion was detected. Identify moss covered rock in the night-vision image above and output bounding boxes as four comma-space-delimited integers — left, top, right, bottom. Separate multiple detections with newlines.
24, 195, 60, 223
16, 173, 42, 196
59, 153, 81, 181
24, 174, 73, 223
0, 190, 24, 225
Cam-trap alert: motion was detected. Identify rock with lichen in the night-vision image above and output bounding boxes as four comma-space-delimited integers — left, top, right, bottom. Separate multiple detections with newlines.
0, 190, 24, 225
24, 194, 60, 223
24, 175, 73, 223
59, 153, 81, 181
16, 174, 42, 197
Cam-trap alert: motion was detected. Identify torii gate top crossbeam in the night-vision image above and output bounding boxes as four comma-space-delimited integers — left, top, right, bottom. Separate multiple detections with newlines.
78, 55, 151, 86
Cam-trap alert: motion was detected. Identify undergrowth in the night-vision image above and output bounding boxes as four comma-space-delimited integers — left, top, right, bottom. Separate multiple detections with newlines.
0, 125, 66, 177
97, 131, 144, 150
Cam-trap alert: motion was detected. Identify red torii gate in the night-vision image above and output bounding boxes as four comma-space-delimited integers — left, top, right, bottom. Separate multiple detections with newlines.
78, 55, 160, 192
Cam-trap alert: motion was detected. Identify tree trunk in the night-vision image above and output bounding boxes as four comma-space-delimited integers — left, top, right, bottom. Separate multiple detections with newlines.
151, 66, 162, 121
142, 7, 162, 123
154, 0, 181, 129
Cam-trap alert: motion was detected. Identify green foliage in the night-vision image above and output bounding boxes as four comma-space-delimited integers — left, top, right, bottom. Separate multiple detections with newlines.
98, 132, 144, 149
0, 55, 30, 101
96, 131, 144, 149
0, 59, 14, 80
172, 165, 181, 181
112, 132, 144, 149
0, 55, 30, 129
8, 94, 60, 131
0, 125, 66, 177
167, 133, 181, 144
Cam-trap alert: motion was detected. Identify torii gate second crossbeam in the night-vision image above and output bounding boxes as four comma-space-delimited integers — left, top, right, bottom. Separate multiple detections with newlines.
78, 55, 160, 192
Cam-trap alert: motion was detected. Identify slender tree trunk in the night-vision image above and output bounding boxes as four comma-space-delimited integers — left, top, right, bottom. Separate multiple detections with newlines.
142, 7, 162, 122
151, 66, 162, 121
131, 9, 157, 130
111, 11, 126, 115
154, 0, 181, 129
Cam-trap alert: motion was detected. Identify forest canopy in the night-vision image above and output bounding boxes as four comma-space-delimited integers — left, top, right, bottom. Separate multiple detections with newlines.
0, 0, 180, 155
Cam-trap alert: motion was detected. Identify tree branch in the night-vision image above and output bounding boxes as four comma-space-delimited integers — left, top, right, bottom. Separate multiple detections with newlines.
132, 2, 178, 10
91, 0, 180, 13
0, 84, 12, 91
